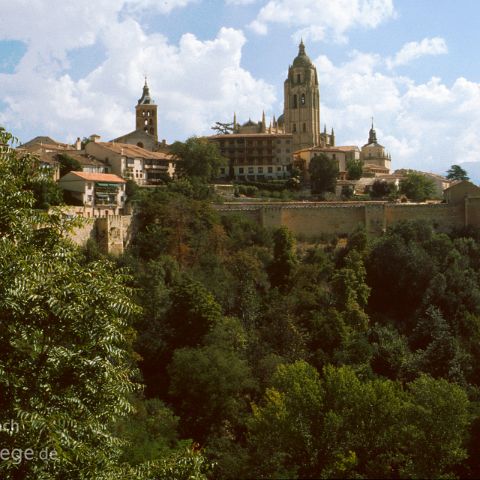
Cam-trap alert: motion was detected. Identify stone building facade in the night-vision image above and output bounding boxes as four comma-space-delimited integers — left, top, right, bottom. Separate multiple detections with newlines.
210, 41, 336, 181
360, 122, 391, 175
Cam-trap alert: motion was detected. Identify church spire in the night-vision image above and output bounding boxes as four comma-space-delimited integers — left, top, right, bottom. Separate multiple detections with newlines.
368, 117, 377, 144
299, 38, 305, 55
138, 77, 154, 105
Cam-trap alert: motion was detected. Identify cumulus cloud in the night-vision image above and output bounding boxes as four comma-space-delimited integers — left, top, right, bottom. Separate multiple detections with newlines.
386, 37, 448, 69
225, 0, 257, 5
249, 0, 395, 43
314, 51, 480, 175
0, 1, 276, 143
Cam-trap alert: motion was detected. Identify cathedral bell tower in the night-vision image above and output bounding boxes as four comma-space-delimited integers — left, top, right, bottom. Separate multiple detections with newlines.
283, 40, 321, 151
135, 78, 158, 141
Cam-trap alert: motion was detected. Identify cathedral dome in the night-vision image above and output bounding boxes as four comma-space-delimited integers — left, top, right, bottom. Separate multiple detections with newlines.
292, 40, 313, 68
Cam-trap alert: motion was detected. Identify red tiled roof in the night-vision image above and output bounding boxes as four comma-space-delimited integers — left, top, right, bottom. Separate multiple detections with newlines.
67, 171, 126, 183
99, 142, 173, 160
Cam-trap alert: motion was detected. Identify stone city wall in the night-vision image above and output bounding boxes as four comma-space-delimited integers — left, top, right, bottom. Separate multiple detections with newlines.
216, 200, 471, 239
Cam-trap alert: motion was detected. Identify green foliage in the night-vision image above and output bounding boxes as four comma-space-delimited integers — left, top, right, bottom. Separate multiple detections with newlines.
308, 153, 339, 195
399, 172, 436, 201
370, 179, 398, 199
171, 136, 227, 181
269, 226, 298, 290
346, 158, 363, 180
248, 362, 471, 479
0, 127, 141, 479
447, 164, 469, 181
57, 152, 82, 177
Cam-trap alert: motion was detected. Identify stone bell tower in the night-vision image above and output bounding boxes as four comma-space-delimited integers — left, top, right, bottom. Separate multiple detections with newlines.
135, 77, 158, 141
283, 40, 321, 151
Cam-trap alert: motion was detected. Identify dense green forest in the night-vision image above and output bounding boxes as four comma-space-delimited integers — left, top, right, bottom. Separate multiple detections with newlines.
3, 126, 480, 478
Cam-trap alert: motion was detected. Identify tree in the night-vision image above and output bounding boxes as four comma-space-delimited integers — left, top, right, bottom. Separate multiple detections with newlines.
308, 153, 339, 195
57, 152, 82, 177
399, 172, 436, 202
171, 136, 227, 181
0, 127, 140, 479
211, 121, 235, 135
370, 179, 398, 199
346, 158, 363, 180
447, 164, 469, 181
269, 226, 298, 290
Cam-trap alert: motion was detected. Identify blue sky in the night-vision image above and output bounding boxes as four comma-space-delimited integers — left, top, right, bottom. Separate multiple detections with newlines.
1, 0, 480, 179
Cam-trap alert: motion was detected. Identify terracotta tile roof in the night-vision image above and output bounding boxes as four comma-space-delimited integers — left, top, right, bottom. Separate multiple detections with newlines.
99, 142, 173, 160
67, 171, 126, 183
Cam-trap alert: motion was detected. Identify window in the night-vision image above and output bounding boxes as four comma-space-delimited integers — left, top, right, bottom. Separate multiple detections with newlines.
248, 167, 254, 174
297, 73, 301, 83
301, 94, 305, 105
144, 120, 148, 125
268, 166, 273, 173
292, 124, 297, 133
258, 167, 263, 173
293, 94, 298, 109
303, 123, 306, 132
220, 167, 225, 174
239, 167, 244, 174
277, 166, 282, 171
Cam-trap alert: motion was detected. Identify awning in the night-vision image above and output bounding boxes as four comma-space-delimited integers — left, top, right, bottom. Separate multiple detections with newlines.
96, 182, 119, 187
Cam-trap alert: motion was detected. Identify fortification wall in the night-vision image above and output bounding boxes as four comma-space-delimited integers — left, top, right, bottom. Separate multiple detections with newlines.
385, 203, 464, 232
216, 200, 470, 239
466, 197, 480, 228
69, 219, 97, 246
280, 204, 365, 238
66, 215, 133, 255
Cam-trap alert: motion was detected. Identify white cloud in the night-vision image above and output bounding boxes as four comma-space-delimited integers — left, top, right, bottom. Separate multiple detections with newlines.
314, 51, 480, 175
387, 37, 448, 69
124, 0, 198, 14
0, 1, 276, 144
225, 0, 257, 5
249, 0, 395, 43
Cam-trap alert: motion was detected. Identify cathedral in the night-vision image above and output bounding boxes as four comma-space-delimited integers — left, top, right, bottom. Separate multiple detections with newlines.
114, 42, 391, 181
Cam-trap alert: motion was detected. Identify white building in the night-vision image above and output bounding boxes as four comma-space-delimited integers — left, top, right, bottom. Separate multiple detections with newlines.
58, 171, 126, 215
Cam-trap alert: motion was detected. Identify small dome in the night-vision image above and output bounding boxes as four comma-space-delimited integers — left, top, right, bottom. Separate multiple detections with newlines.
277, 114, 285, 125
292, 40, 313, 68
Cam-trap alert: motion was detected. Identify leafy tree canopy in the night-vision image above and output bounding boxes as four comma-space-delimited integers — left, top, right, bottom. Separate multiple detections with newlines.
447, 164, 469, 181
171, 136, 227, 181
399, 172, 436, 202
308, 153, 339, 195
346, 158, 363, 180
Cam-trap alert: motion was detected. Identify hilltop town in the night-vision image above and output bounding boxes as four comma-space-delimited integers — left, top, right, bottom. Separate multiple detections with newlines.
12, 42, 480, 254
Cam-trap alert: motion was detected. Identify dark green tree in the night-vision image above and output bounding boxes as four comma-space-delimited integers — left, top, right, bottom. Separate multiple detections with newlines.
399, 172, 436, 202
211, 121, 235, 135
447, 164, 469, 181
171, 136, 227, 181
346, 158, 363, 180
0, 127, 141, 479
308, 153, 339, 195
269, 226, 298, 290
370, 179, 398, 199
57, 152, 82, 177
